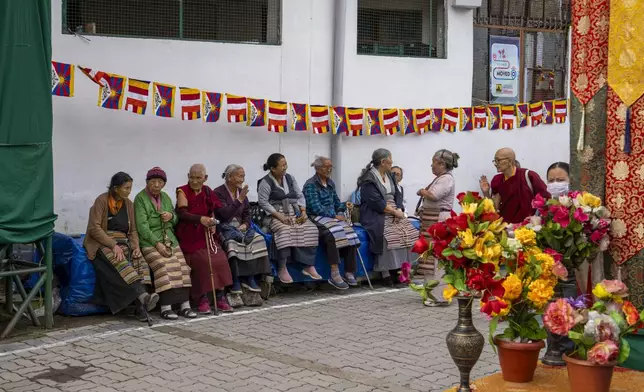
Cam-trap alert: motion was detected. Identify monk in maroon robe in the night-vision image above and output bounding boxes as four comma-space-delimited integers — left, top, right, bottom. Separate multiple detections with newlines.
480, 148, 550, 224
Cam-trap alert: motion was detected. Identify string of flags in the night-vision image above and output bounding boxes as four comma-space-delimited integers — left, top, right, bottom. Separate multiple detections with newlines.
51, 61, 569, 136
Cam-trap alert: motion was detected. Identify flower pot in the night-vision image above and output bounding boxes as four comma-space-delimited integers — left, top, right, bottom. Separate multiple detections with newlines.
563, 354, 615, 392
494, 338, 545, 382
446, 296, 484, 392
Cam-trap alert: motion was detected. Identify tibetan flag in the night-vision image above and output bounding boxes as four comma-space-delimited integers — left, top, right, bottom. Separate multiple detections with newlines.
247, 98, 266, 127
346, 108, 364, 136
290, 103, 308, 131
124, 79, 150, 115
473, 106, 487, 129
202, 92, 222, 123
459, 107, 474, 131
554, 100, 568, 123
400, 109, 415, 135
98, 74, 126, 110
516, 103, 529, 128
77, 66, 107, 86
382, 109, 400, 135
488, 105, 501, 130
268, 101, 288, 133
310, 105, 330, 134
543, 101, 554, 124
501, 105, 515, 130
414, 109, 431, 133
331, 106, 348, 135
52, 61, 74, 97
153, 82, 175, 117
441, 108, 458, 132
226, 94, 247, 123
366, 109, 382, 135
530, 102, 543, 126
430, 109, 443, 132
180, 87, 201, 120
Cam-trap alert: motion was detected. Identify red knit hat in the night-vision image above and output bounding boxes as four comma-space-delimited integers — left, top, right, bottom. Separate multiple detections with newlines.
146, 167, 167, 182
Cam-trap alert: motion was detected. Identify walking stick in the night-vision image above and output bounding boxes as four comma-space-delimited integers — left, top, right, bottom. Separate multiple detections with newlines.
204, 222, 219, 315
347, 204, 374, 290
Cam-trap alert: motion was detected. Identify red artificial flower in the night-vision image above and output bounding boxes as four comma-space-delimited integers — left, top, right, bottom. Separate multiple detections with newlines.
456, 192, 467, 203
589, 230, 603, 244
569, 191, 581, 199
428, 222, 450, 240
399, 262, 411, 284
550, 205, 570, 228
433, 240, 449, 259
480, 212, 501, 222
448, 255, 470, 269
411, 235, 429, 254
532, 193, 546, 210
573, 208, 589, 223
481, 279, 506, 300
446, 214, 469, 232
481, 297, 509, 317
544, 248, 562, 263
466, 264, 498, 292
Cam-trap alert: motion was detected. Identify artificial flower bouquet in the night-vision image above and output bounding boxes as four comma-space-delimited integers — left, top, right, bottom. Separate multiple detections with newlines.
525, 191, 611, 271
543, 280, 644, 365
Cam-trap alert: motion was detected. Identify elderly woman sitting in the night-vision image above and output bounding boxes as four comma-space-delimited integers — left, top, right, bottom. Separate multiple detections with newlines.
258, 153, 321, 284
134, 167, 197, 320
358, 149, 418, 286
83, 172, 157, 322
303, 157, 360, 289
214, 164, 271, 306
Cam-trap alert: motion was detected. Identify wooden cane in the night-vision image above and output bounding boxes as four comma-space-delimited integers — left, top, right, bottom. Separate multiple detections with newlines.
204, 223, 219, 315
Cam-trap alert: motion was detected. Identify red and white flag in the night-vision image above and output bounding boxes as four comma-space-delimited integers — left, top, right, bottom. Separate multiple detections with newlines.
226, 94, 247, 123
268, 101, 288, 133
382, 109, 399, 135
310, 105, 330, 134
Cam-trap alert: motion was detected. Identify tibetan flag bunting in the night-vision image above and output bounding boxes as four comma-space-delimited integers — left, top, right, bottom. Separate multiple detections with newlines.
366, 109, 382, 135
124, 79, 150, 115
268, 101, 288, 133
382, 109, 400, 135
459, 107, 474, 131
98, 74, 126, 110
202, 92, 222, 123
554, 99, 568, 123
331, 106, 348, 135
290, 103, 309, 131
399, 109, 415, 135
153, 82, 175, 118
346, 108, 364, 136
542, 100, 554, 124
530, 102, 543, 126
78, 66, 107, 86
310, 105, 330, 134
430, 109, 443, 132
247, 98, 267, 127
501, 105, 515, 130
516, 103, 529, 128
488, 105, 501, 130
441, 108, 458, 132
226, 94, 247, 123
52, 61, 74, 97
180, 87, 201, 120
414, 109, 431, 133
473, 106, 487, 129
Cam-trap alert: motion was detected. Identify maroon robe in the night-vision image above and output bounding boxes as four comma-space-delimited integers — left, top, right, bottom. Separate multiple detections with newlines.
490, 168, 550, 224
175, 184, 233, 300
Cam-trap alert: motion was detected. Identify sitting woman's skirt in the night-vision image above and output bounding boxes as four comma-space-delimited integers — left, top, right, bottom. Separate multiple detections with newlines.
311, 216, 361, 249
374, 201, 419, 272
141, 246, 192, 305
268, 206, 318, 266
183, 239, 233, 300
223, 233, 272, 277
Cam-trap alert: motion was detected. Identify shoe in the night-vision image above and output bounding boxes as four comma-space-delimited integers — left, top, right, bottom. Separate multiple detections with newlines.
242, 277, 261, 292
382, 276, 394, 287
278, 268, 293, 284
178, 308, 198, 319
344, 273, 358, 287
134, 303, 149, 322
198, 296, 213, 315
142, 292, 160, 311
328, 277, 349, 290
226, 292, 244, 308
260, 277, 273, 300
302, 266, 322, 280
230, 281, 243, 294
161, 309, 179, 320
216, 296, 234, 313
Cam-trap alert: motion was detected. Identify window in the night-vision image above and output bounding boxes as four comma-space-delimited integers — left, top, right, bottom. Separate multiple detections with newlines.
357, 0, 446, 59
63, 0, 281, 45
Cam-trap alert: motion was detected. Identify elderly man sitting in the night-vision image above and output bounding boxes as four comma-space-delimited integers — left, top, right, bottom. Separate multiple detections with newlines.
303, 156, 361, 289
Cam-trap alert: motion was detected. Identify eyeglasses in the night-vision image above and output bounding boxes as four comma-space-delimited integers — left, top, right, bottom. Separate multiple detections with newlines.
493, 158, 511, 164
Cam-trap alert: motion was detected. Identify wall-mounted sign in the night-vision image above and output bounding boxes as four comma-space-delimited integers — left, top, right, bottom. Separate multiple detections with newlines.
489, 35, 520, 104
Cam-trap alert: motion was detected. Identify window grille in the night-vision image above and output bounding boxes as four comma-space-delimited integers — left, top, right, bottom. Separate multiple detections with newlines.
63, 0, 281, 45
357, 0, 446, 59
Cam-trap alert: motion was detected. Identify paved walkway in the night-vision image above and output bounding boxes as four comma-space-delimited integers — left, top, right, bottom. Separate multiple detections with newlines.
0, 288, 500, 392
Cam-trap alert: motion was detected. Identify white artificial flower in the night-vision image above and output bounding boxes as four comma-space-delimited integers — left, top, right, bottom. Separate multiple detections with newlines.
559, 195, 573, 207
583, 205, 593, 214
594, 206, 611, 219
591, 218, 600, 229
573, 196, 582, 208
599, 236, 610, 251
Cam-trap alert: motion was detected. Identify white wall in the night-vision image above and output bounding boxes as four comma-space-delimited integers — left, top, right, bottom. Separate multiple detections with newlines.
52, 0, 570, 234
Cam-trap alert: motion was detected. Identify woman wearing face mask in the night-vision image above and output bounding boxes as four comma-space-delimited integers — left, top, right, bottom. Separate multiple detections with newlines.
546, 162, 570, 198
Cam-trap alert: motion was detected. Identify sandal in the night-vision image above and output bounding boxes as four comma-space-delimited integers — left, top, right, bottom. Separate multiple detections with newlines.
178, 308, 198, 319
160, 309, 179, 320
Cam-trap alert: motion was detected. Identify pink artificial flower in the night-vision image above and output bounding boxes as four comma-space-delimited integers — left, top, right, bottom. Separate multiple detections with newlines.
544, 248, 562, 263
601, 280, 628, 297
552, 262, 568, 280
550, 205, 570, 228
543, 298, 576, 336
569, 191, 582, 199
590, 230, 603, 243
399, 262, 411, 284
573, 208, 589, 223
532, 194, 548, 215
587, 341, 619, 365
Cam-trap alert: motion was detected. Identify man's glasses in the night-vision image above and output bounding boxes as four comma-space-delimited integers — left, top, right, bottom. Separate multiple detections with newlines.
493, 158, 511, 164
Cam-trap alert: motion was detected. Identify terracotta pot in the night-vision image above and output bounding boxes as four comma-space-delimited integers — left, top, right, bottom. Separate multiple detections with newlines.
494, 337, 545, 382
563, 354, 616, 392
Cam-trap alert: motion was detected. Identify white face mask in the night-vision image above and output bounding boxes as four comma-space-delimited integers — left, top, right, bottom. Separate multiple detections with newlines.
547, 182, 570, 198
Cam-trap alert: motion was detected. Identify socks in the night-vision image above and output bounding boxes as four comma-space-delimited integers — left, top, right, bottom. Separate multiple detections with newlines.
381, 270, 391, 278
160, 305, 172, 312
180, 301, 191, 311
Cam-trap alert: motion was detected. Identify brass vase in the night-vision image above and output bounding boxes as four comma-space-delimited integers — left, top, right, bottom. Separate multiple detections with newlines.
446, 296, 485, 392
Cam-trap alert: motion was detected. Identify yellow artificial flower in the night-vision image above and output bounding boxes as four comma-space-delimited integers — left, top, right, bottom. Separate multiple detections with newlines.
482, 230, 495, 243
481, 198, 496, 213
462, 203, 478, 215
514, 227, 537, 246
488, 218, 506, 233
443, 284, 459, 303
533, 252, 555, 279
458, 229, 476, 248
475, 238, 486, 258
527, 279, 555, 309
502, 274, 523, 301
592, 283, 612, 301
484, 243, 502, 264
497, 305, 511, 317
580, 192, 602, 208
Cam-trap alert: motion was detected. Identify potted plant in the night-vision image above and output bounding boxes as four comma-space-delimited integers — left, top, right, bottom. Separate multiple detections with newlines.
543, 280, 644, 392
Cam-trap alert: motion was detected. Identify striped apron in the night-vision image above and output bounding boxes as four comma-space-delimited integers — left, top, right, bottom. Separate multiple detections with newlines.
312, 216, 361, 249
269, 204, 319, 250
383, 200, 418, 250
141, 246, 192, 293
99, 231, 151, 286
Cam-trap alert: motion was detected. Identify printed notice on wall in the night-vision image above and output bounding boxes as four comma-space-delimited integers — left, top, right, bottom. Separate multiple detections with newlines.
489, 35, 520, 104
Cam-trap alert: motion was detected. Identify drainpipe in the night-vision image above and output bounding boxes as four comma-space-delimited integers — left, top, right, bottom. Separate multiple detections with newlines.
330, 0, 347, 193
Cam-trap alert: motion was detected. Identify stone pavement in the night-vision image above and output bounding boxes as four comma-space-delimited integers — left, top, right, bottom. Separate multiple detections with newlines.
0, 287, 501, 392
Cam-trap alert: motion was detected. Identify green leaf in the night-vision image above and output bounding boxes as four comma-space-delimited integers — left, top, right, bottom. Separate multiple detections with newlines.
501, 230, 508, 247
442, 274, 455, 284
619, 338, 631, 364
611, 311, 626, 329
454, 277, 467, 292
581, 335, 595, 347
478, 222, 490, 233
568, 330, 583, 343
453, 249, 463, 258
498, 327, 516, 341
442, 248, 454, 257
463, 249, 478, 259
489, 318, 499, 348
640, 309, 644, 321
468, 219, 476, 234
578, 345, 587, 360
